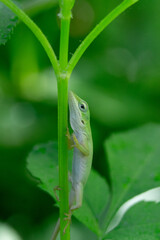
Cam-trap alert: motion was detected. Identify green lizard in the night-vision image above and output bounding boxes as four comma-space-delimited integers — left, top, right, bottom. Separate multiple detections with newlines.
52, 91, 93, 240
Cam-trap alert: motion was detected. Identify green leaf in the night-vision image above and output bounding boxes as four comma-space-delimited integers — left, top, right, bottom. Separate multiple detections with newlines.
107, 187, 160, 233
0, 1, 18, 45
0, 0, 59, 46
74, 169, 109, 236
27, 142, 110, 236
105, 202, 160, 240
27, 142, 59, 199
104, 123, 160, 228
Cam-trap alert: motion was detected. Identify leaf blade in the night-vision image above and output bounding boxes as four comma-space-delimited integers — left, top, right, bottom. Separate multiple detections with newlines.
26, 141, 110, 236
105, 202, 160, 240
104, 123, 160, 228
0, 1, 17, 45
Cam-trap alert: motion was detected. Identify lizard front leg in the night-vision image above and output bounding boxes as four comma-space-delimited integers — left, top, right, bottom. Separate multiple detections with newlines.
66, 128, 89, 156
66, 127, 75, 149
72, 134, 89, 156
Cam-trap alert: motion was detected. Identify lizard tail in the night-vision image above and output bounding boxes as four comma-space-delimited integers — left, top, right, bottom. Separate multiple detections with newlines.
51, 218, 60, 240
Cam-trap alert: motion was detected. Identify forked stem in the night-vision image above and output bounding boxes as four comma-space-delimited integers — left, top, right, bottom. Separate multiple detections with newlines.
67, 0, 139, 75
0, 1, 139, 240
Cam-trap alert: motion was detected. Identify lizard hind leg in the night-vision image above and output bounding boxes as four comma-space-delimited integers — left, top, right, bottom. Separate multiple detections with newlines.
70, 183, 83, 212
63, 184, 83, 234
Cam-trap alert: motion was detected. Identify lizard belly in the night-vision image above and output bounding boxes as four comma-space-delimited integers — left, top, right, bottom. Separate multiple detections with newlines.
71, 148, 92, 188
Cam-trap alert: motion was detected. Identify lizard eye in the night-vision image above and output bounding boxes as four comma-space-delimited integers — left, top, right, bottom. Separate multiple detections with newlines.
79, 102, 87, 112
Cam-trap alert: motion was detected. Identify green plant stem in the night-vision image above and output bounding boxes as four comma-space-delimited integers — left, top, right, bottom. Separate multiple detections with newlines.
67, 0, 139, 75
58, 10, 71, 240
0, 1, 139, 239
59, 17, 71, 71
58, 76, 69, 240
0, 0, 60, 76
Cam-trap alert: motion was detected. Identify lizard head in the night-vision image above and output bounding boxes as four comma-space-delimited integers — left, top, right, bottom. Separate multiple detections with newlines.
69, 91, 90, 133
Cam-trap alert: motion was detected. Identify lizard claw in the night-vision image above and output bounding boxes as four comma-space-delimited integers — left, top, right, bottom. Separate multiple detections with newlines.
66, 128, 74, 149
54, 186, 61, 202
72, 134, 80, 149
66, 127, 70, 138
63, 210, 72, 234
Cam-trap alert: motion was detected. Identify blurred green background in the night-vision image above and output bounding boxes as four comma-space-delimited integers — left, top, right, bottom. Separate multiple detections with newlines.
0, 0, 160, 239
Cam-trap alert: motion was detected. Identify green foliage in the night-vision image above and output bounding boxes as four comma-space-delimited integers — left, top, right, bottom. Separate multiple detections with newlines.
1, 0, 160, 239
106, 202, 160, 239
0, 2, 17, 45
27, 142, 109, 236
0, 0, 59, 45
27, 142, 59, 199
104, 123, 160, 228
74, 170, 109, 236
27, 124, 160, 239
